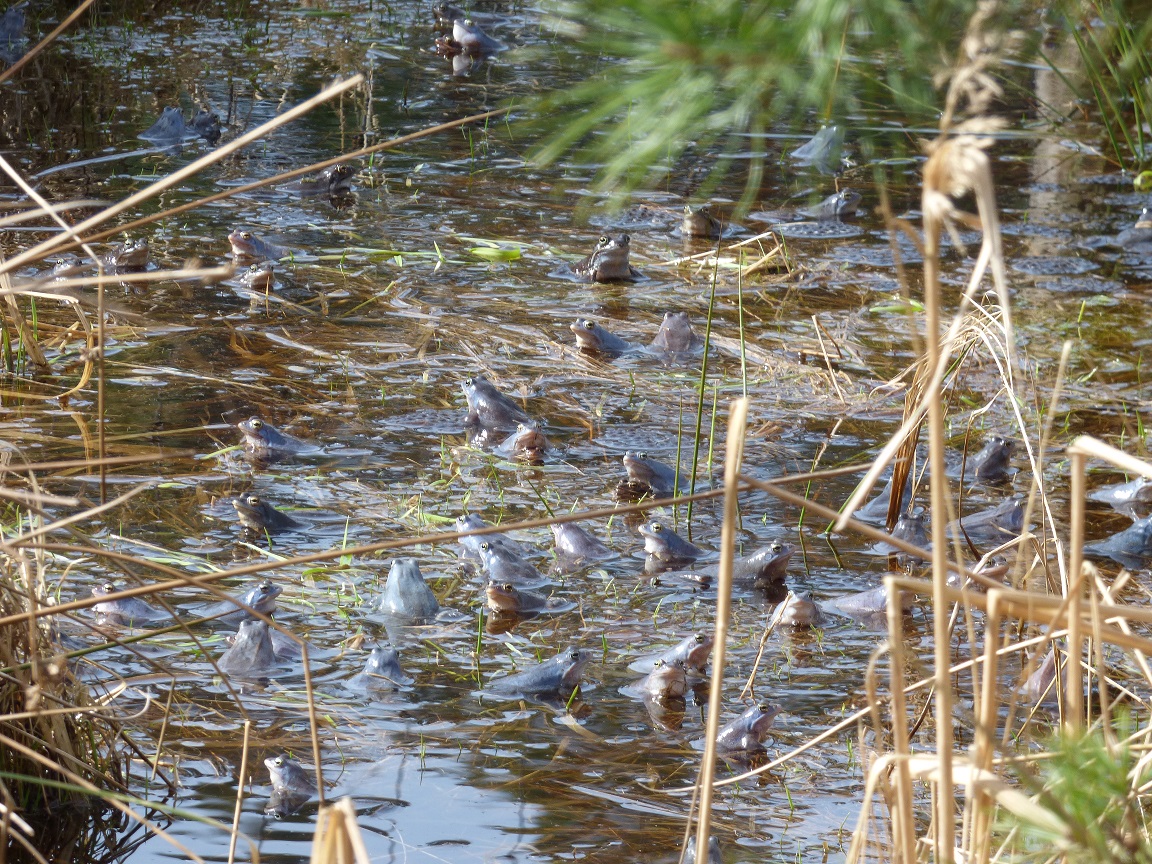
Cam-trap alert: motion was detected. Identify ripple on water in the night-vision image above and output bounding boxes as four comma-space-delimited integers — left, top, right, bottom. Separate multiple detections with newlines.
1011, 255, 1099, 276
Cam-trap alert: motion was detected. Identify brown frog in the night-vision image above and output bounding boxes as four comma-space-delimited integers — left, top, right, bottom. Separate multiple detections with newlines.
572, 234, 643, 283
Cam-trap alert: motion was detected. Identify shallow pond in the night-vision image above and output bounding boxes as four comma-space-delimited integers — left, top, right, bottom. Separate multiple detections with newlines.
4, 2, 1152, 862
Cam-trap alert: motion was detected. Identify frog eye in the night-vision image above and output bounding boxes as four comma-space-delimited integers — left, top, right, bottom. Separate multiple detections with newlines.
240, 231, 252, 240
653, 659, 666, 668
569, 650, 581, 661
272, 756, 284, 767
501, 583, 513, 592
102, 582, 115, 592
636, 451, 647, 459
249, 418, 263, 429
463, 17, 473, 24
597, 235, 608, 245
246, 495, 261, 505
480, 541, 491, 552
771, 541, 783, 552
465, 376, 475, 386
694, 633, 706, 644
620, 234, 630, 243
650, 521, 663, 532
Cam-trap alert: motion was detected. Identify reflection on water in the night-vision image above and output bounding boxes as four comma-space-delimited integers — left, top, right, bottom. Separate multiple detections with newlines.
5, 1, 1152, 862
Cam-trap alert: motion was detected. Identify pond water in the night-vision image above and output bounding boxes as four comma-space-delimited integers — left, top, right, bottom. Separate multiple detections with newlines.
4, 1, 1152, 862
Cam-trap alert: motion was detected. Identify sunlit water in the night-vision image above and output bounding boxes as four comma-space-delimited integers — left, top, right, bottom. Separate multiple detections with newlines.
3, 1, 1152, 862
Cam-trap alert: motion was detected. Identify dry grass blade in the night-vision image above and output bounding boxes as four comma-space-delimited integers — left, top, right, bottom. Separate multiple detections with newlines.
0, 74, 365, 278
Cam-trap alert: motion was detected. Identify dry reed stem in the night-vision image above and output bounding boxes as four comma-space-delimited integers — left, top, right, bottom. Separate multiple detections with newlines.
45, 108, 510, 256
692, 397, 747, 864
0, 0, 96, 86
227, 720, 251, 864
311, 797, 371, 864
0, 75, 364, 278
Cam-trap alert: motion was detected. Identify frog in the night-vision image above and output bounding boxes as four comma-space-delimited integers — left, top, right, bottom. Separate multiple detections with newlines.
452, 18, 501, 55
1084, 514, 1152, 570
293, 164, 356, 198
236, 416, 312, 460
622, 451, 685, 498
550, 521, 614, 563
572, 234, 643, 283
773, 591, 825, 628
232, 494, 303, 535
628, 632, 714, 676
680, 204, 724, 239
715, 703, 780, 753
872, 511, 930, 555
91, 582, 167, 627
228, 228, 288, 264
672, 541, 795, 591
948, 495, 1027, 546
639, 519, 705, 563
958, 435, 1014, 482
239, 261, 275, 292
264, 754, 315, 817
649, 312, 704, 354
493, 421, 551, 463
484, 646, 589, 698
101, 238, 150, 273
484, 581, 573, 614
461, 374, 532, 433
570, 318, 637, 356
477, 540, 548, 588
217, 619, 279, 677
198, 579, 282, 626
376, 558, 440, 621
455, 513, 525, 559
350, 645, 414, 690
619, 658, 689, 701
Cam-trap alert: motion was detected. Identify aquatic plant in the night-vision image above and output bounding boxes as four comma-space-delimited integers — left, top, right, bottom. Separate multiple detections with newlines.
532, 0, 1031, 207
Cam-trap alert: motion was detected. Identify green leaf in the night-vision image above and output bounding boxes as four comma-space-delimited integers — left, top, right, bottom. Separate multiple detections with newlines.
470, 246, 522, 262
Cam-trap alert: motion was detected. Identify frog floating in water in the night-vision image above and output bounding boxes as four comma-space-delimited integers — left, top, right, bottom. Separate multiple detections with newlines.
228, 229, 289, 264
572, 234, 644, 282
217, 619, 279, 678
680, 204, 724, 239
376, 558, 440, 621
292, 163, 355, 198
650, 312, 704, 354
484, 581, 572, 614
715, 703, 780, 753
622, 451, 685, 498
350, 645, 414, 690
264, 754, 315, 817
455, 513, 525, 560
233, 494, 303, 536
236, 416, 313, 461
198, 579, 282, 626
493, 421, 551, 463
629, 632, 714, 676
619, 658, 689, 701
91, 583, 168, 627
238, 261, 276, 292
462, 374, 532, 440
550, 521, 614, 564
478, 540, 548, 588
570, 318, 637, 356
101, 238, 150, 273
639, 519, 705, 565
484, 647, 589, 699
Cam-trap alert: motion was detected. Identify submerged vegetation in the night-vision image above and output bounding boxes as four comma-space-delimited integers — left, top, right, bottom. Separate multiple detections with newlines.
2, 0, 1152, 862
